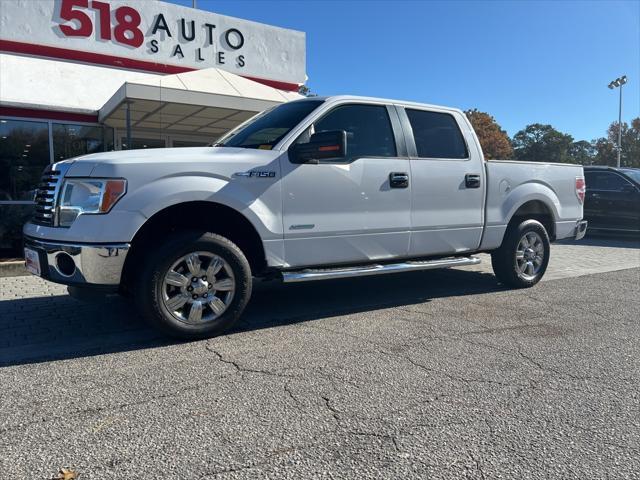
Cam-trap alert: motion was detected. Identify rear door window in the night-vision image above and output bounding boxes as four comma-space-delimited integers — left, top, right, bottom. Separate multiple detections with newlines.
406, 109, 468, 159
585, 171, 633, 191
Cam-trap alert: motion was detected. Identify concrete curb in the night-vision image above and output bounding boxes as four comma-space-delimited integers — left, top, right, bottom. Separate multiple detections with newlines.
0, 261, 27, 278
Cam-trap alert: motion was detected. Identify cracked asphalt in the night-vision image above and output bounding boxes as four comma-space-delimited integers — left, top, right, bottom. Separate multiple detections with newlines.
1, 238, 639, 479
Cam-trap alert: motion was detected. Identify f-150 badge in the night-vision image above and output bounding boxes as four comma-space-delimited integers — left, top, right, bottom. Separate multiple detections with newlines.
233, 171, 276, 178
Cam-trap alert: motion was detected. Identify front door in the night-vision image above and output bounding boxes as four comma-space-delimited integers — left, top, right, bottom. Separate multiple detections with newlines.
398, 107, 485, 256
280, 103, 411, 268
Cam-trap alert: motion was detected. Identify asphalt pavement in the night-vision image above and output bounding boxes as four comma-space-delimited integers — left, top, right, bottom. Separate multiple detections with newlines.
1, 236, 639, 479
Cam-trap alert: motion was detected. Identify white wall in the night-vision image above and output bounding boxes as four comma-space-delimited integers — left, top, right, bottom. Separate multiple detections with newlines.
0, 0, 305, 85
0, 53, 161, 113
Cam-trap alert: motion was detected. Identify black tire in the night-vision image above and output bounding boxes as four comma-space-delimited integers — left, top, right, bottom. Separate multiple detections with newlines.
491, 219, 550, 288
135, 231, 252, 339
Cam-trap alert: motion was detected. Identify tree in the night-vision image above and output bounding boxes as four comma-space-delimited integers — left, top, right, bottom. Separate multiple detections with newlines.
625, 118, 640, 167
593, 117, 640, 167
512, 124, 574, 163
464, 109, 513, 159
593, 137, 617, 166
298, 85, 316, 97
568, 140, 596, 165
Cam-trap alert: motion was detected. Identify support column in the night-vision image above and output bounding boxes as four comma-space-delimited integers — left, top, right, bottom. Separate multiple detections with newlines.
125, 101, 132, 150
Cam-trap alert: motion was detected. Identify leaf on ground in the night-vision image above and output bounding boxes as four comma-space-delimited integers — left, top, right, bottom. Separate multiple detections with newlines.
51, 468, 80, 480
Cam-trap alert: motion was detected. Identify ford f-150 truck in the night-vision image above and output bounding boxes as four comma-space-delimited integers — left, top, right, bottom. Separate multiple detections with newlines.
23, 96, 587, 338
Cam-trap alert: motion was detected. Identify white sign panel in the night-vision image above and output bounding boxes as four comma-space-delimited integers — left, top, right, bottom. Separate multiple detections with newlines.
0, 0, 306, 87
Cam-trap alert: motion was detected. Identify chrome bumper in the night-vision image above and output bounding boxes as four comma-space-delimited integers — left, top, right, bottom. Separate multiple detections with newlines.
575, 220, 588, 240
23, 237, 130, 286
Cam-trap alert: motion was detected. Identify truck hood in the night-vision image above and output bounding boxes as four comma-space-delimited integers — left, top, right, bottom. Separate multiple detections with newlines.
61, 146, 281, 178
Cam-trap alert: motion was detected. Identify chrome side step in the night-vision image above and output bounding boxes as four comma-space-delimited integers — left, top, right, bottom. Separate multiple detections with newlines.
282, 256, 481, 283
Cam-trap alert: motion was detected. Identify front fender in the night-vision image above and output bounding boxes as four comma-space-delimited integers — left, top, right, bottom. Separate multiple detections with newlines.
118, 175, 282, 241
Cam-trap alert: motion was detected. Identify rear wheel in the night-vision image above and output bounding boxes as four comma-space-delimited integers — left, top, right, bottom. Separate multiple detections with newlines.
491, 219, 550, 288
135, 231, 252, 339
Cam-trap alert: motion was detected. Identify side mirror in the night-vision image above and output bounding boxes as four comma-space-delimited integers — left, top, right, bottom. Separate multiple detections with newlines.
289, 130, 347, 164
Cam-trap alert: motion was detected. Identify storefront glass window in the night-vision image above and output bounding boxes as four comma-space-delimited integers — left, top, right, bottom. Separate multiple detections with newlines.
53, 124, 114, 161
0, 119, 50, 202
0, 118, 51, 254
0, 204, 34, 253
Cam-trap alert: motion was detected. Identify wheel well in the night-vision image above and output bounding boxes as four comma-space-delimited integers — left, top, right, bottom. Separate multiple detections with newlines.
121, 202, 267, 290
508, 200, 556, 241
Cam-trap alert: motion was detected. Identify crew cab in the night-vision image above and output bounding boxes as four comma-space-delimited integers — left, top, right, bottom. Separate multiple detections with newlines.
23, 96, 587, 338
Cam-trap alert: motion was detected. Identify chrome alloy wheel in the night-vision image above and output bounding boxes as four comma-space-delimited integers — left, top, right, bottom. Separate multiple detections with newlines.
515, 231, 545, 281
161, 252, 235, 325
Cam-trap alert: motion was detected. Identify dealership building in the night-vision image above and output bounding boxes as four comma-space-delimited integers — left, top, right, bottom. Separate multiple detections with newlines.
0, 0, 305, 251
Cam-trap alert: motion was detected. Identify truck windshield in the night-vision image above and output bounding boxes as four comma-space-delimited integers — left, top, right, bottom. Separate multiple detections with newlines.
214, 100, 324, 149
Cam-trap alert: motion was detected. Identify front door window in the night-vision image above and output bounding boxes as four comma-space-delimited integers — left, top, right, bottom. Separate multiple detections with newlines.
296, 104, 397, 162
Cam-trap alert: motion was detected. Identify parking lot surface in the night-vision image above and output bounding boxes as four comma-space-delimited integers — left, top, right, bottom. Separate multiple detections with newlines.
1, 237, 639, 479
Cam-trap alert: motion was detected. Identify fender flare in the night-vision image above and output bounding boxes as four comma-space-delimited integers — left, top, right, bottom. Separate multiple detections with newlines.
118, 175, 282, 241
480, 181, 560, 251
501, 182, 560, 226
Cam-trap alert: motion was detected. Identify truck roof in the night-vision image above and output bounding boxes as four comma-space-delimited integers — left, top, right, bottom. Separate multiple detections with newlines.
296, 95, 465, 115
583, 165, 640, 171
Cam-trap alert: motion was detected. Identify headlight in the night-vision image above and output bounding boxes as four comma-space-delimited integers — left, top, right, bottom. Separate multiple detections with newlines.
58, 178, 127, 227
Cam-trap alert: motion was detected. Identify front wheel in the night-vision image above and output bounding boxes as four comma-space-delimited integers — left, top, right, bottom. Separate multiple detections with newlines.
135, 231, 252, 339
491, 219, 550, 288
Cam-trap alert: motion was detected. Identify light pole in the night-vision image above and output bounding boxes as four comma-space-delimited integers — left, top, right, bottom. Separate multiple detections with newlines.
608, 75, 627, 168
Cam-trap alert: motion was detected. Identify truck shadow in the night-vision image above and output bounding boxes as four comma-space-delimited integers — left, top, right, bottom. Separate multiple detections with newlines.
240, 268, 504, 333
0, 268, 505, 367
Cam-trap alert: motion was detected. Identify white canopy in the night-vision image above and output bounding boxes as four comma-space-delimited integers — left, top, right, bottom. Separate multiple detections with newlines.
99, 67, 301, 135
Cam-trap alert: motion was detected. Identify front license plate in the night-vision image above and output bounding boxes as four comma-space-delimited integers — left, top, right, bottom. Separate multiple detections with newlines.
24, 247, 41, 276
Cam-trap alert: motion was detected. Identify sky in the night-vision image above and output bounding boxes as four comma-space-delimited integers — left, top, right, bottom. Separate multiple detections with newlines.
167, 0, 639, 142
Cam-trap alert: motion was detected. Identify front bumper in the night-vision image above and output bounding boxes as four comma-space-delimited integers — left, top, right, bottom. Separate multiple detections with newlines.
575, 220, 588, 240
23, 236, 130, 287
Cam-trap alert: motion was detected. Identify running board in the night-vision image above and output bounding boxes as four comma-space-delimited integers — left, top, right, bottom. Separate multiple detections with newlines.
281, 256, 481, 283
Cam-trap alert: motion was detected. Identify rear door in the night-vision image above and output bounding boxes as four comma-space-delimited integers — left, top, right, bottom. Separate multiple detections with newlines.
280, 102, 412, 267
396, 106, 485, 256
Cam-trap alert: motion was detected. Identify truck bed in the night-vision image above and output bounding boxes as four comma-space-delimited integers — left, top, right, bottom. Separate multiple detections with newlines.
481, 159, 584, 250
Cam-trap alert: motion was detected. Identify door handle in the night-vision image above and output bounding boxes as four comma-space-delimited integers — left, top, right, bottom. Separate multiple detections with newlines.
465, 174, 481, 189
389, 172, 409, 188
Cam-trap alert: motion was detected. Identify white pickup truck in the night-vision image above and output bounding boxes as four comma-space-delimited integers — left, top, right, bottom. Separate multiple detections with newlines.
23, 96, 587, 338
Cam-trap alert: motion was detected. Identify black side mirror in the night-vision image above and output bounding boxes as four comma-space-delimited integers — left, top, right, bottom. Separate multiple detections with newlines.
289, 130, 347, 164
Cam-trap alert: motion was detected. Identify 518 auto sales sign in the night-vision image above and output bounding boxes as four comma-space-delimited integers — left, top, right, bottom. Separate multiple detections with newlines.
0, 0, 306, 88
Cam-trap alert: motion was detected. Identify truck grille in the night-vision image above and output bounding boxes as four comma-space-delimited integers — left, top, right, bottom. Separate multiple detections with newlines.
33, 167, 60, 225
32, 163, 69, 226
